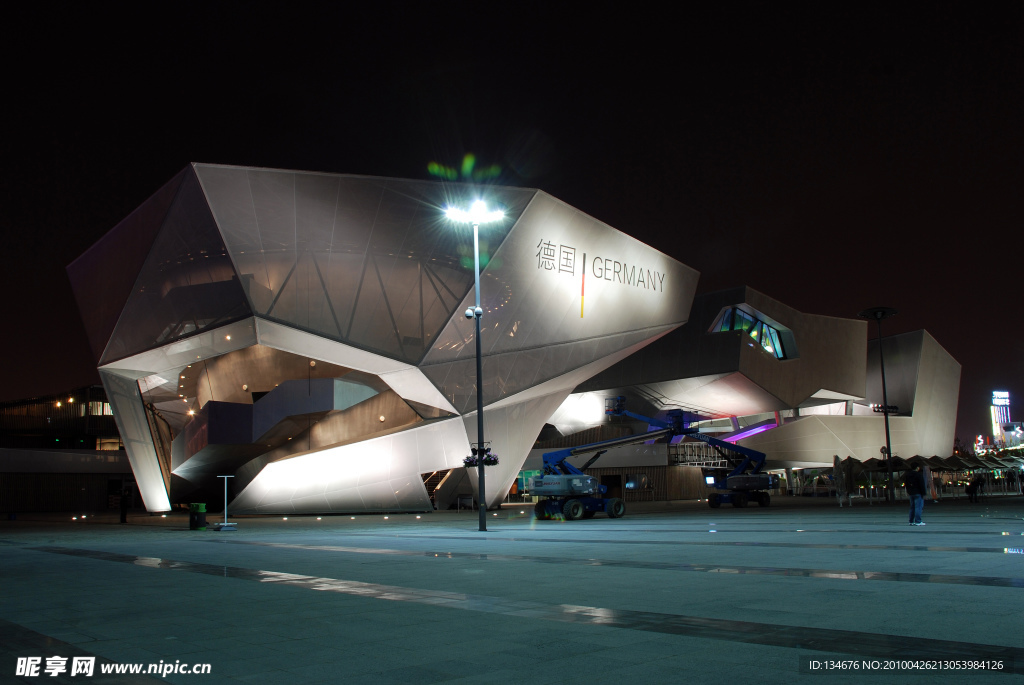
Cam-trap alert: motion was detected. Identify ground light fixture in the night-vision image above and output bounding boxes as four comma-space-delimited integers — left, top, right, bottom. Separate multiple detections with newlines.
858, 306, 898, 503
444, 200, 505, 532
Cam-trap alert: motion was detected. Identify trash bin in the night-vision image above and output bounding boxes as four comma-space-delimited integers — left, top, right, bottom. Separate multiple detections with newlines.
188, 503, 207, 531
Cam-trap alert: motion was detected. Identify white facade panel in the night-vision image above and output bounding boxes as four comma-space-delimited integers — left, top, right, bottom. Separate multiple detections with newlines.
99, 369, 172, 512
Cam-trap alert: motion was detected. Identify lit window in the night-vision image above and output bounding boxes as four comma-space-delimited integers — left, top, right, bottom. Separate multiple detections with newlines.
767, 326, 784, 358
712, 307, 787, 360
718, 308, 733, 332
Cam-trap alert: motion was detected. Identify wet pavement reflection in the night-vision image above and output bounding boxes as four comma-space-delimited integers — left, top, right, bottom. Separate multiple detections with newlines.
337, 531, 1024, 556
201, 539, 1024, 588
31, 546, 1024, 672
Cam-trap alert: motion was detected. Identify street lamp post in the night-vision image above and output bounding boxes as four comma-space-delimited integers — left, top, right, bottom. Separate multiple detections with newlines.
445, 200, 504, 532
858, 306, 898, 504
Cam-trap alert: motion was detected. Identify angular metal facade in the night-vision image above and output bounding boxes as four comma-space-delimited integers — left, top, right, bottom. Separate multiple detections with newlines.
69, 164, 699, 513
556, 288, 960, 468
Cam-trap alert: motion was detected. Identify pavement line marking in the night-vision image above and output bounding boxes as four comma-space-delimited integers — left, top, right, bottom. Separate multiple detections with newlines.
201, 539, 1024, 588
29, 545, 1024, 672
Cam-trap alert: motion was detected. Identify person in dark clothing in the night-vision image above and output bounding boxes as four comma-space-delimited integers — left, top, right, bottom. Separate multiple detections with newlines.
120, 487, 131, 524
966, 475, 984, 503
904, 465, 927, 525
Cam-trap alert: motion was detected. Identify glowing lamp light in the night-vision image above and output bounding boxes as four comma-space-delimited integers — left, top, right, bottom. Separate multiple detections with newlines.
444, 200, 504, 225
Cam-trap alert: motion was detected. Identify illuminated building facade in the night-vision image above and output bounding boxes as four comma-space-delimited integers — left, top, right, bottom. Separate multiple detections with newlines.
67, 164, 698, 513
992, 391, 1011, 424
547, 287, 961, 471
991, 391, 1017, 447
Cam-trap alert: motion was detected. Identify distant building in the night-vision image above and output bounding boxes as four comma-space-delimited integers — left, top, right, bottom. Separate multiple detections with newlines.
992, 391, 1011, 446
0, 386, 135, 513
0, 386, 120, 451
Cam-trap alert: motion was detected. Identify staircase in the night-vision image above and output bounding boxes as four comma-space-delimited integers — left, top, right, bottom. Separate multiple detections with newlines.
421, 469, 451, 509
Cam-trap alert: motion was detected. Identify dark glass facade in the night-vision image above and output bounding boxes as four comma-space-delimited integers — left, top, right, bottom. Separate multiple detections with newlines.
0, 386, 121, 450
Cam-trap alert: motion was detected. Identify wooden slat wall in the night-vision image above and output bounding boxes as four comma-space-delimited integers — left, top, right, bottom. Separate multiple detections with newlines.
586, 465, 707, 501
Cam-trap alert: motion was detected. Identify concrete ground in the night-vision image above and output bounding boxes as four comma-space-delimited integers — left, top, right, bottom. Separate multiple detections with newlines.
2, 494, 1023, 685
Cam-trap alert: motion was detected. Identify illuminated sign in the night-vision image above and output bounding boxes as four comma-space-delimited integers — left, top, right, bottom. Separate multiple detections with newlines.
993, 391, 1010, 407
536, 238, 667, 319
991, 406, 1005, 444
535, 239, 666, 291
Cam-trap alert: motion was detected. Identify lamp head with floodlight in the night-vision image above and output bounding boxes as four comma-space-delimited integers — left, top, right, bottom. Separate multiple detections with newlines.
444, 200, 505, 226
857, 306, 898, 321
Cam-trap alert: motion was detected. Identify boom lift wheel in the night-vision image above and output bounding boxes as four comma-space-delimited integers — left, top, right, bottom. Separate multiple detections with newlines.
563, 499, 584, 521
709, 494, 721, 508
758, 492, 770, 507
605, 497, 625, 518
534, 500, 549, 520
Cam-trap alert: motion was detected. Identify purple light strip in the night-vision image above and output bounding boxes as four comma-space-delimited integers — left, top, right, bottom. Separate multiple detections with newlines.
722, 423, 777, 443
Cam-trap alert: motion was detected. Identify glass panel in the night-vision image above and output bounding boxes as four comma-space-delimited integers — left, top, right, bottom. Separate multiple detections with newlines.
768, 326, 784, 359
760, 325, 774, 355
101, 171, 252, 365
67, 169, 187, 362
195, 166, 535, 363
734, 309, 755, 333
748, 320, 762, 341
719, 308, 733, 332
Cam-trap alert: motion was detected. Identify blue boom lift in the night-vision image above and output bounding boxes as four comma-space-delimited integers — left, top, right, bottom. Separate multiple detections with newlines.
532, 397, 775, 519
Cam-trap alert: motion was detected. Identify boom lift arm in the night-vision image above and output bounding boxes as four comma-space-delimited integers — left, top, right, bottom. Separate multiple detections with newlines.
531, 397, 774, 519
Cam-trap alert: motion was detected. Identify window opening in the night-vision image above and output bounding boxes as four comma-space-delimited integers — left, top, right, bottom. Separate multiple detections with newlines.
714, 307, 788, 360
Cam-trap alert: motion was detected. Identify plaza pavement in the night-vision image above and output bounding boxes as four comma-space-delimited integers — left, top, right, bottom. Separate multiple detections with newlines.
2, 494, 1023, 684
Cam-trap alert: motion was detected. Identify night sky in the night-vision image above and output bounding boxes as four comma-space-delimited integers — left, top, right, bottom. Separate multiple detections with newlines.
1, 3, 1021, 444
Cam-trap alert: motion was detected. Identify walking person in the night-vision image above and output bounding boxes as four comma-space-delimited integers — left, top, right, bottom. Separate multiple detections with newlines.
904, 464, 926, 526
120, 486, 131, 524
